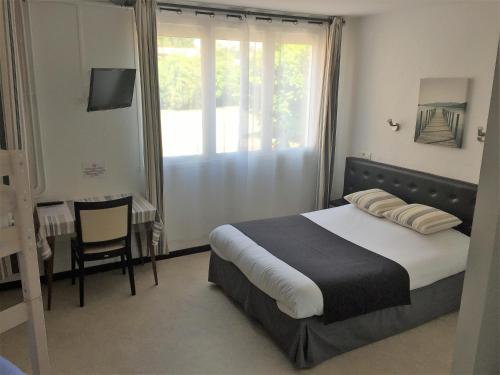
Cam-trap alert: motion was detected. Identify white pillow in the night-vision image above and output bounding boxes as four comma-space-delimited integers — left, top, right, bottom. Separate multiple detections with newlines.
384, 203, 462, 234
344, 188, 406, 217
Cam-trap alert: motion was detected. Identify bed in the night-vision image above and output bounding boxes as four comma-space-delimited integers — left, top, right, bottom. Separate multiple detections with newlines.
208, 157, 478, 368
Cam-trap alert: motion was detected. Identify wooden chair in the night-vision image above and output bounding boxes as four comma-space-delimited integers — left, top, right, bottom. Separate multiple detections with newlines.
71, 196, 135, 307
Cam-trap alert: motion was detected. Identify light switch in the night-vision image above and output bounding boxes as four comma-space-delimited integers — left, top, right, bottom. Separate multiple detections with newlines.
359, 152, 372, 160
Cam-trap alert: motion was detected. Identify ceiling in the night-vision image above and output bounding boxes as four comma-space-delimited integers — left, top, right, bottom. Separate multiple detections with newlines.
178, 0, 499, 16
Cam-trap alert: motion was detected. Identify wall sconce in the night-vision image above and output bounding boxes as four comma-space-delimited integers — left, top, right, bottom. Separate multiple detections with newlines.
387, 119, 400, 131
477, 127, 486, 142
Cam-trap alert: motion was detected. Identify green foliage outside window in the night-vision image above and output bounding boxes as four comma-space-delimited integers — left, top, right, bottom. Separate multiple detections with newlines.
158, 37, 202, 110
273, 43, 311, 148
158, 36, 311, 147
215, 41, 240, 107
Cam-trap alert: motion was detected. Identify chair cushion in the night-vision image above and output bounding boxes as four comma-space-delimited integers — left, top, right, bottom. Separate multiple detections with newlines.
82, 240, 126, 254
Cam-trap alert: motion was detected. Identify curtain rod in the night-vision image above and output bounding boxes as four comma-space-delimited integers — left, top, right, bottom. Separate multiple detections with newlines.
157, 2, 335, 24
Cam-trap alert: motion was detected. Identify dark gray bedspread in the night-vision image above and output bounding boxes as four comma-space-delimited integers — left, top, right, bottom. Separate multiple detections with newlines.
232, 215, 410, 324
208, 251, 464, 368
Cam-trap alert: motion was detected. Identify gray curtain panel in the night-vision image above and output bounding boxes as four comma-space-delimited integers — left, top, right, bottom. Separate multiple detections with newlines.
315, 17, 344, 210
1, 0, 42, 191
134, 0, 167, 254
0, 0, 34, 279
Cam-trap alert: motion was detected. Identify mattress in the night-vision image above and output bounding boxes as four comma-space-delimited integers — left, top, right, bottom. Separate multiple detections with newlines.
209, 204, 470, 319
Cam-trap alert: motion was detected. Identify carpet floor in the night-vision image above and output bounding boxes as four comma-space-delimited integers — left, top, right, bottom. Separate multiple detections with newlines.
0, 252, 458, 374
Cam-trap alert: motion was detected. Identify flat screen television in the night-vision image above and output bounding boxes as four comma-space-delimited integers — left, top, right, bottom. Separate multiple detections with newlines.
87, 68, 136, 111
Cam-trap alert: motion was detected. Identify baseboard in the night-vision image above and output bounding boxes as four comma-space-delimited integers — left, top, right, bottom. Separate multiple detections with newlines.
0, 245, 211, 291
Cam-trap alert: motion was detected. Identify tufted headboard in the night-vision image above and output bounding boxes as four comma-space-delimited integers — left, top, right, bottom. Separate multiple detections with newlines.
342, 157, 478, 236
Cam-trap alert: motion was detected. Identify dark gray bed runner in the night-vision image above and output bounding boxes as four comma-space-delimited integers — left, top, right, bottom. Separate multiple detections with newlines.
232, 215, 411, 324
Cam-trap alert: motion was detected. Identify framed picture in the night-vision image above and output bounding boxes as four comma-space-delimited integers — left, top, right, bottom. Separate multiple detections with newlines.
414, 78, 469, 148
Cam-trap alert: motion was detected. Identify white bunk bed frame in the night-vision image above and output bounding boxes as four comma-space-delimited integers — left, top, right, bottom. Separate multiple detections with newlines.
0, 149, 51, 374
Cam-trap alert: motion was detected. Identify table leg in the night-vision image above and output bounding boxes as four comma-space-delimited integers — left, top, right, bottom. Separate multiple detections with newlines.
146, 226, 158, 285
135, 230, 144, 265
44, 236, 55, 311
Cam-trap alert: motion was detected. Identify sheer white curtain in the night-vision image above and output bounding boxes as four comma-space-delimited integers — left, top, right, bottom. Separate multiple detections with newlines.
157, 11, 326, 250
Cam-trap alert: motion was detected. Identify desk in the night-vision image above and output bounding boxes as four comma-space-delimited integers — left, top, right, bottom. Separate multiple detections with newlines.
36, 193, 160, 310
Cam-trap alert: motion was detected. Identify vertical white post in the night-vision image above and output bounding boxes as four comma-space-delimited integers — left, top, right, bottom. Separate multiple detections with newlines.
11, 151, 51, 375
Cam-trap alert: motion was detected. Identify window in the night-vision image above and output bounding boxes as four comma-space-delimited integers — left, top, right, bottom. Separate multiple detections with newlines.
157, 17, 322, 158
248, 41, 263, 151
273, 43, 313, 150
158, 14, 326, 251
216, 39, 241, 153
158, 36, 203, 157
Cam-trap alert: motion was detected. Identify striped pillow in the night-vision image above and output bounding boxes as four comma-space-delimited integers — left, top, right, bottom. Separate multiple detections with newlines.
344, 188, 406, 217
384, 203, 462, 234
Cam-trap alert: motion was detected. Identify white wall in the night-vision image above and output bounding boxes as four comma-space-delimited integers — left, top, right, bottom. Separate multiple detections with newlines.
27, 0, 144, 273
30, 0, 144, 202
334, 2, 500, 198
452, 40, 499, 375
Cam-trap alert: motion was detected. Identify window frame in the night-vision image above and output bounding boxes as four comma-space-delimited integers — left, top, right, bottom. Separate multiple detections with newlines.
157, 16, 324, 161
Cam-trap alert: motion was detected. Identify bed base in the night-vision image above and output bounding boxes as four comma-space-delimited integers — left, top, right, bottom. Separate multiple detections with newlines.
208, 251, 464, 369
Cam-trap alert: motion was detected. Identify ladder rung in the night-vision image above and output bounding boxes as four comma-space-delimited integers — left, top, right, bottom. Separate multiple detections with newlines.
0, 302, 28, 334
0, 226, 21, 258
0, 150, 12, 176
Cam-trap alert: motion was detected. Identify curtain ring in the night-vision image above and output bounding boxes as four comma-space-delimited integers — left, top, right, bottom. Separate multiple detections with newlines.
159, 7, 182, 15
226, 14, 243, 21
195, 10, 215, 18
256, 16, 272, 23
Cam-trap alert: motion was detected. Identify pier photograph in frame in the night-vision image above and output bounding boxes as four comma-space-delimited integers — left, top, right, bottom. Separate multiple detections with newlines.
414, 78, 468, 148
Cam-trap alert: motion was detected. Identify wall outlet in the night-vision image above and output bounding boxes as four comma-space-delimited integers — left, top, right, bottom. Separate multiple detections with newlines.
359, 151, 372, 160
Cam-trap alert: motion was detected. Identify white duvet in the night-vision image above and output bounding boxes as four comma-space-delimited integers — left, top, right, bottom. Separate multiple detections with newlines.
209, 204, 470, 319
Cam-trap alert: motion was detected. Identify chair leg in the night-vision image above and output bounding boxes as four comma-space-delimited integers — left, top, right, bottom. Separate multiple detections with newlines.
125, 250, 136, 296
78, 258, 85, 307
120, 254, 126, 275
71, 249, 76, 285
